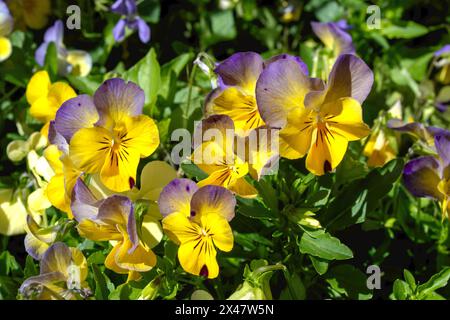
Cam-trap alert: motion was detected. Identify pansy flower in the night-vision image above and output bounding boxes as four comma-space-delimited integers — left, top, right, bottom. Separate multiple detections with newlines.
7, 0, 50, 30
205, 52, 308, 136
26, 70, 76, 136
363, 101, 402, 167
403, 133, 450, 219
0, 0, 13, 62
111, 0, 150, 44
256, 53, 373, 175
19, 242, 90, 300
434, 44, 450, 85
0, 188, 28, 236
192, 115, 258, 197
35, 20, 92, 77
24, 214, 59, 260
160, 179, 235, 279
311, 20, 355, 56
71, 178, 157, 277
55, 78, 160, 192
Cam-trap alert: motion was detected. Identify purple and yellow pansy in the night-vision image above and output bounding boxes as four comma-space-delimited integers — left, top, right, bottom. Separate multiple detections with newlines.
403, 132, 450, 219
160, 179, 235, 279
55, 78, 160, 193
256, 53, 373, 175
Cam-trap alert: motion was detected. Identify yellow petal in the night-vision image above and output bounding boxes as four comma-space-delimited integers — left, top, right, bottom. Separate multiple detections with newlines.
162, 211, 200, 245
115, 239, 157, 272
137, 161, 177, 201
28, 187, 52, 213
0, 189, 28, 236
26, 70, 51, 105
66, 50, 92, 77
123, 115, 160, 158
77, 219, 123, 242
202, 213, 233, 252
140, 215, 163, 249
178, 238, 219, 279
305, 127, 348, 176
0, 36, 12, 62
322, 98, 371, 141
6, 140, 29, 162
229, 177, 258, 198
70, 126, 111, 174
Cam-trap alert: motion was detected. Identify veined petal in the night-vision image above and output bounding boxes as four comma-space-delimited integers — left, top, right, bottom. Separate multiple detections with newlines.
69, 126, 112, 174
178, 238, 219, 279
305, 127, 349, 175
40, 242, 72, 275
324, 54, 373, 105
26, 70, 51, 105
97, 195, 132, 228
229, 177, 258, 198
190, 185, 236, 222
77, 219, 122, 242
205, 87, 265, 134
264, 54, 309, 76
403, 156, 443, 199
55, 95, 99, 141
256, 58, 311, 128
278, 108, 313, 159
158, 178, 198, 217
214, 52, 263, 94
323, 97, 371, 141
71, 178, 99, 222
122, 115, 160, 157
435, 134, 450, 167
24, 233, 50, 260
204, 213, 233, 252
162, 211, 201, 244
93, 78, 145, 124
114, 234, 156, 272
48, 121, 69, 154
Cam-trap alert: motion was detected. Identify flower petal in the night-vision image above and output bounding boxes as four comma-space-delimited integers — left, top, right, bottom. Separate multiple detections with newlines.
190, 185, 236, 222
311, 21, 355, 55
0, 36, 12, 62
178, 238, 219, 279
435, 134, 450, 167
112, 18, 126, 42
136, 17, 150, 43
403, 156, 442, 199
71, 178, 100, 222
323, 54, 373, 105
137, 161, 177, 201
93, 78, 145, 124
26, 71, 51, 105
305, 127, 349, 176
40, 242, 72, 275
214, 52, 263, 94
256, 58, 311, 128
158, 178, 198, 217
264, 54, 309, 76
55, 95, 99, 141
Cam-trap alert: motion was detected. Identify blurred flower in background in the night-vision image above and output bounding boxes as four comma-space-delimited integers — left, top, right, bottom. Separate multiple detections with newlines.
111, 0, 150, 44
7, 0, 50, 30
0, 0, 13, 62
35, 20, 92, 76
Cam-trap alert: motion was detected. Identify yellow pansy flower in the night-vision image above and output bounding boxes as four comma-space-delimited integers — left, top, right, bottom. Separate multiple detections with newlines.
7, 0, 50, 30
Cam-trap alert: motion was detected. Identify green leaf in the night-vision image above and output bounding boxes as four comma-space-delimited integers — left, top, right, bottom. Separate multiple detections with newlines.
299, 230, 353, 261
123, 48, 161, 111
403, 269, 416, 291
382, 21, 429, 39
159, 53, 194, 100
23, 255, 38, 279
325, 265, 373, 300
393, 279, 412, 300
309, 256, 329, 275
0, 251, 22, 277
92, 264, 111, 300
417, 267, 450, 299
44, 42, 58, 79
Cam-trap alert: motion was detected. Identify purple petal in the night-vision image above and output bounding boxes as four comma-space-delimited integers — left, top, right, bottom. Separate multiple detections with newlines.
403, 156, 442, 200
435, 102, 448, 112
190, 185, 236, 222
97, 195, 132, 227
311, 21, 355, 55
255, 58, 311, 128
113, 18, 127, 42
264, 54, 309, 76
126, 204, 139, 252
19, 272, 66, 297
35, 42, 49, 66
158, 178, 198, 217
387, 120, 432, 142
71, 178, 100, 222
0, 1, 13, 35
93, 78, 145, 123
44, 20, 64, 46
48, 121, 69, 154
434, 45, 450, 57
324, 54, 374, 105
136, 17, 150, 44
111, 0, 137, 15
214, 52, 264, 91
435, 134, 450, 167
40, 242, 72, 274
335, 19, 350, 30
54, 95, 99, 142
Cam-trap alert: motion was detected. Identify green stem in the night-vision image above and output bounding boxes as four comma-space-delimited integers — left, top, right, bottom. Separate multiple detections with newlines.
183, 63, 198, 127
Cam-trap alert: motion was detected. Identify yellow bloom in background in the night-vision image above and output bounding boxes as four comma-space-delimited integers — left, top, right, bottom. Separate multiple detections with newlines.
192, 115, 257, 198
0, 0, 13, 62
7, 0, 50, 30
0, 188, 28, 236
159, 179, 236, 279
26, 70, 76, 136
